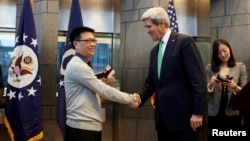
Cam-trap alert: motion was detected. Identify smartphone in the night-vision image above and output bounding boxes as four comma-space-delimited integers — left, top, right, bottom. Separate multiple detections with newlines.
216, 74, 233, 82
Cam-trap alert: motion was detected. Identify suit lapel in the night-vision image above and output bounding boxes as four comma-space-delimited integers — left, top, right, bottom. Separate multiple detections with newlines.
159, 32, 177, 80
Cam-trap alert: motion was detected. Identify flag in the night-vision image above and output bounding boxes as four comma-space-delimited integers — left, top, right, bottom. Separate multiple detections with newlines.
56, 0, 83, 138
167, 0, 179, 32
4, 0, 43, 140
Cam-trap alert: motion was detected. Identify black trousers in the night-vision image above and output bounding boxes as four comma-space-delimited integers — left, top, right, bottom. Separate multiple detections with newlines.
157, 128, 200, 141
156, 115, 200, 141
65, 125, 102, 141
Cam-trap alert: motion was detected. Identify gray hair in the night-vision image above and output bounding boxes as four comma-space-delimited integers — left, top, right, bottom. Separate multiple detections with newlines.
141, 7, 170, 27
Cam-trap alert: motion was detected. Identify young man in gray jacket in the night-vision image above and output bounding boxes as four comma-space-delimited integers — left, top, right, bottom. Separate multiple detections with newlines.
64, 26, 140, 141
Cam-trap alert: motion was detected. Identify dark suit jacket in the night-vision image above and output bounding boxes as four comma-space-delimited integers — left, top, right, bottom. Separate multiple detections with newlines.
231, 81, 250, 125
232, 81, 250, 114
139, 32, 207, 131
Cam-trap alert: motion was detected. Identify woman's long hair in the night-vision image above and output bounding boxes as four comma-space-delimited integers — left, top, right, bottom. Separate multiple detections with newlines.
211, 39, 236, 72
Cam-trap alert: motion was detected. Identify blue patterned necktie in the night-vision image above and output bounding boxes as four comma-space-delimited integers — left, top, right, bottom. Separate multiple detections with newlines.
157, 40, 163, 79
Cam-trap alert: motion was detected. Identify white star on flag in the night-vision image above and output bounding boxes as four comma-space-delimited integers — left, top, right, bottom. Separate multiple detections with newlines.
37, 76, 41, 85
7, 90, 16, 100
31, 38, 38, 48
59, 79, 64, 87
28, 86, 37, 96
16, 36, 19, 43
23, 33, 28, 42
18, 92, 24, 101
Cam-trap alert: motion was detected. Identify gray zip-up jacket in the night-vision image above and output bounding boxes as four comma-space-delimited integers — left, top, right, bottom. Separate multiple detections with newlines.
65, 55, 134, 131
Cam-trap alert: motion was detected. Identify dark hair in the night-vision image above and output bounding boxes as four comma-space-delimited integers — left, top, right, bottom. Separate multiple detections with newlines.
69, 26, 95, 47
211, 39, 236, 72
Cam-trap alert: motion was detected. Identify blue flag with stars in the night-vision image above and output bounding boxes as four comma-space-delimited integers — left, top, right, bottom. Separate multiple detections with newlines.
167, 0, 179, 32
56, 0, 83, 138
4, 0, 43, 140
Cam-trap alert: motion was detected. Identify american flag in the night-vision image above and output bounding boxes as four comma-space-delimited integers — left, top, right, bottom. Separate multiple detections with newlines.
167, 0, 179, 32
4, 0, 43, 140
56, 0, 83, 138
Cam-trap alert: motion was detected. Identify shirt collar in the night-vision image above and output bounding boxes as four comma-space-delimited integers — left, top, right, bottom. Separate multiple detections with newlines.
161, 29, 171, 44
75, 53, 91, 66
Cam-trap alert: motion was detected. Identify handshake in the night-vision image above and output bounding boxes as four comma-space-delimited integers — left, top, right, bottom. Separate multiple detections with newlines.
101, 76, 141, 108
129, 93, 141, 108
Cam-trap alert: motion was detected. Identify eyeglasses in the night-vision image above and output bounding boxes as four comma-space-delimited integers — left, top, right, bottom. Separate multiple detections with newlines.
76, 39, 97, 44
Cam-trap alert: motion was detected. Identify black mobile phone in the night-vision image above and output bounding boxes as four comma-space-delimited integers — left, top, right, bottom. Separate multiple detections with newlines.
216, 74, 233, 82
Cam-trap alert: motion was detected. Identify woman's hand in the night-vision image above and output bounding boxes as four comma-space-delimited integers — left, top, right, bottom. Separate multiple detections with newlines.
208, 75, 218, 89
222, 79, 238, 89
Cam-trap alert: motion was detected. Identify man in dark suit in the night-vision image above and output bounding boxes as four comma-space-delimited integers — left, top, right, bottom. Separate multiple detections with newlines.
136, 7, 207, 141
